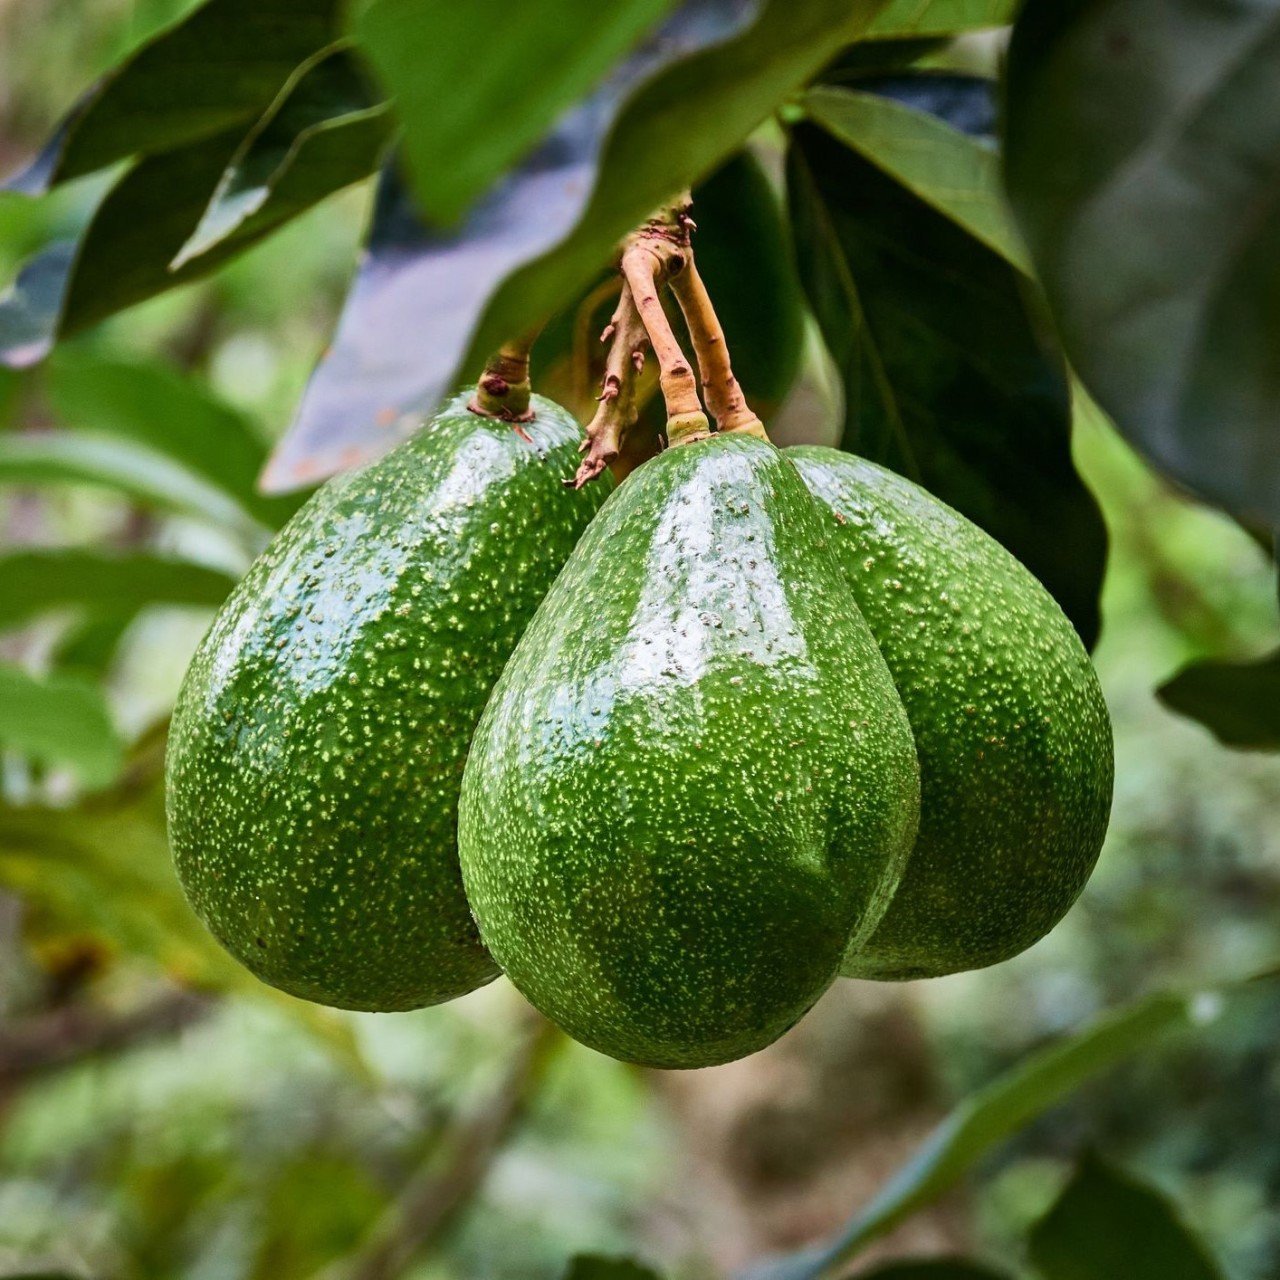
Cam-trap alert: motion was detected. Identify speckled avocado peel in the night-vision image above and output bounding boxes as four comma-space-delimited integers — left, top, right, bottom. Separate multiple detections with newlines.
166, 393, 612, 1011
789, 447, 1113, 980
458, 432, 920, 1069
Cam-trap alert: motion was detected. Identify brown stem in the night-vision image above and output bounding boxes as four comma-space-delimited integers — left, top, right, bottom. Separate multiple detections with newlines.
619, 194, 710, 446
469, 332, 538, 421
572, 283, 648, 488
571, 275, 625, 409
669, 254, 767, 441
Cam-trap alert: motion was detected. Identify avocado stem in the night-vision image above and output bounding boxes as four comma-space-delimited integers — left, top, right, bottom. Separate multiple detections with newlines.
669, 252, 767, 441
619, 194, 711, 446
572, 282, 648, 488
469, 332, 538, 421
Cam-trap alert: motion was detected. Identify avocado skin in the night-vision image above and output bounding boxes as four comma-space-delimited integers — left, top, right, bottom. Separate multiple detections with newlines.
789, 447, 1113, 980
166, 394, 611, 1011
458, 434, 920, 1068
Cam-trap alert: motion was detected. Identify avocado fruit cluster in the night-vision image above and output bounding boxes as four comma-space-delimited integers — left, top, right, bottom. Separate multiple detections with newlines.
168, 398, 1112, 1067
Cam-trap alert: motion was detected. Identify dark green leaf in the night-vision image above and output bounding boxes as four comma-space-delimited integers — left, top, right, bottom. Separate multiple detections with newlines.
802, 83, 1026, 269
866, 0, 1016, 37
0, 432, 266, 538
787, 121, 1105, 646
854, 1262, 1014, 1280
743, 987, 1222, 1280
5, 0, 342, 192
267, 0, 885, 490
174, 45, 392, 267
0, 663, 123, 788
46, 348, 302, 527
562, 1256, 664, 1280
1029, 1152, 1225, 1280
357, 0, 675, 225
0, 548, 236, 632
818, 39, 951, 83
692, 151, 805, 414
1157, 648, 1280, 751
1004, 0, 1280, 526
52, 610, 140, 677
0, 242, 76, 367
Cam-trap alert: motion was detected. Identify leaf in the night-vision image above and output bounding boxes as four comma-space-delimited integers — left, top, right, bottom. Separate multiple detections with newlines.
855, 1263, 1014, 1280
1028, 1152, 1225, 1280
46, 348, 302, 527
0, 549, 236, 632
787, 121, 1106, 646
1003, 0, 1280, 527
357, 0, 676, 225
0, 242, 77, 368
52, 610, 140, 678
562, 1257, 665, 1280
0, 432, 267, 540
802, 83, 1028, 270
266, 0, 886, 491
691, 150, 806, 413
173, 45, 392, 268
742, 987, 1219, 1280
1157, 648, 1280, 751
5, 0, 342, 192
866, 0, 1017, 37
0, 664, 123, 788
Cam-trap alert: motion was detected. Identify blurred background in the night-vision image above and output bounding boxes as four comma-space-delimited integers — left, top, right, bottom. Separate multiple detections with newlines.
0, 3, 1278, 1278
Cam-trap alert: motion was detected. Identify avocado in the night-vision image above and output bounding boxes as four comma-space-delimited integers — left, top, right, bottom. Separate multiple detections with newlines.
458, 433, 919, 1068
789, 447, 1113, 980
166, 394, 611, 1011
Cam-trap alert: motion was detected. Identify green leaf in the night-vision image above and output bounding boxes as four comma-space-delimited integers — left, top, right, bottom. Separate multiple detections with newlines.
0, 548, 236, 632
357, 0, 675, 225
786, 120, 1106, 647
0, 664, 123, 788
743, 988, 1217, 1280
866, 0, 1016, 37
51, 610, 140, 678
562, 1257, 664, 1280
692, 150, 806, 414
0, 432, 267, 539
0, 243, 75, 366
856, 1263, 1014, 1280
802, 85, 1029, 271
173, 45, 392, 268
1003, 0, 1280, 527
1157, 648, 1280, 751
1028, 1153, 1225, 1280
6, 0, 342, 192
47, 348, 302, 527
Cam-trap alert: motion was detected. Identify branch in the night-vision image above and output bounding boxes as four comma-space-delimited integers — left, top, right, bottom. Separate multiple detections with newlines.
325, 1011, 561, 1280
573, 283, 648, 488
469, 332, 538, 421
669, 254, 766, 440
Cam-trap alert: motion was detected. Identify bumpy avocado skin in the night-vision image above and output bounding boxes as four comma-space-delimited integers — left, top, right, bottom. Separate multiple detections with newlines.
789, 447, 1113, 980
458, 434, 920, 1068
166, 394, 611, 1011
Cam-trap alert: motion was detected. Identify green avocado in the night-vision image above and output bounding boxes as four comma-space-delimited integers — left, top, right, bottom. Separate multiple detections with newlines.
789, 447, 1113, 980
458, 433, 920, 1068
166, 394, 611, 1011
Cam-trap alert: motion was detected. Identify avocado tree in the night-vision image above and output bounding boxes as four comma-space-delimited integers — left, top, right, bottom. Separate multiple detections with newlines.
0, 0, 1277, 1277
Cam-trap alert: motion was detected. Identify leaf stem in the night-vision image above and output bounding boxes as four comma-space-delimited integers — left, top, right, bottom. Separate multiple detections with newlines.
469, 331, 538, 421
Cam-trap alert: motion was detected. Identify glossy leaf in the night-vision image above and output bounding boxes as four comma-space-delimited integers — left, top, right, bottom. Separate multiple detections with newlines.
0, 242, 77, 368
802, 83, 1027, 269
0, 549, 236, 632
1029, 1152, 1225, 1280
4, 0, 342, 192
866, 0, 1016, 37
787, 121, 1106, 646
268, 0, 885, 490
46, 348, 302, 527
743, 987, 1215, 1280
174, 45, 392, 267
563, 1257, 664, 1280
692, 151, 806, 413
1157, 649, 1280, 751
0, 664, 123, 788
856, 1263, 1013, 1280
0, 432, 267, 539
1004, 0, 1280, 526
357, 0, 675, 225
